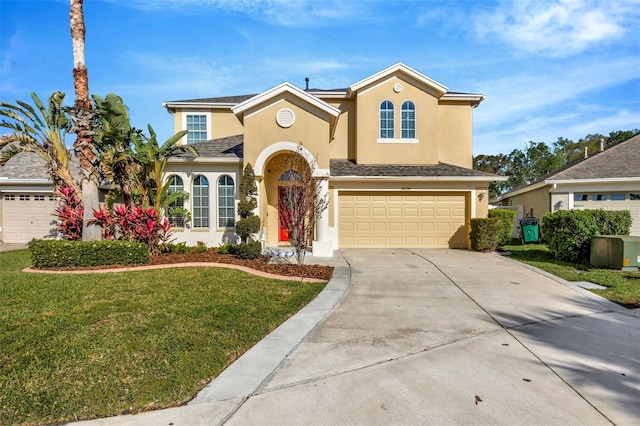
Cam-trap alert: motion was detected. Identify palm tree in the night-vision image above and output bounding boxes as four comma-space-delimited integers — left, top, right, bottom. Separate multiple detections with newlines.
0, 92, 79, 195
69, 0, 101, 240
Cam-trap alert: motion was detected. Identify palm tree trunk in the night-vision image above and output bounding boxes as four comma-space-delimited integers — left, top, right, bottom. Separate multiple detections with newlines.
70, 0, 101, 240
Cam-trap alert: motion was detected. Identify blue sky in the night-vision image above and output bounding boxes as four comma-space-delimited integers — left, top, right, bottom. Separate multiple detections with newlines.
1, 0, 639, 155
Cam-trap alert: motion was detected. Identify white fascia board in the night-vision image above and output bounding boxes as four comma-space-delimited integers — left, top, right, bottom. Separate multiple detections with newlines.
310, 91, 348, 99
349, 63, 448, 96
440, 93, 486, 106
495, 181, 549, 201
0, 179, 51, 185
330, 175, 505, 183
546, 177, 640, 185
163, 102, 235, 110
232, 82, 340, 117
167, 157, 242, 164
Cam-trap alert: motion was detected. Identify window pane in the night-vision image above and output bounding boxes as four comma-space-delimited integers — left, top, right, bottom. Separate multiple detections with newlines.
218, 175, 235, 228
610, 193, 625, 201
186, 114, 207, 143
192, 175, 209, 228
379, 100, 394, 138
401, 101, 415, 139
167, 175, 185, 227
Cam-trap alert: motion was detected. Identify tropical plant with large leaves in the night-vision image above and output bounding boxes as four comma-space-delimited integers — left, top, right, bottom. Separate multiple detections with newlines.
129, 125, 193, 211
0, 91, 79, 194
92, 93, 142, 208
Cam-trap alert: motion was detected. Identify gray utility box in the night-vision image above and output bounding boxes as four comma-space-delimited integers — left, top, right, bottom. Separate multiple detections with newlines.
590, 236, 640, 271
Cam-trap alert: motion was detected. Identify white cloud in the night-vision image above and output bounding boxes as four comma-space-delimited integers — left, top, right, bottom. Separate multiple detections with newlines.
475, 0, 638, 57
107, 0, 378, 27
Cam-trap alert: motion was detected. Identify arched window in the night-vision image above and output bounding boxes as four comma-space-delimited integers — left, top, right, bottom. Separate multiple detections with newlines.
380, 100, 394, 138
218, 175, 235, 228
167, 175, 184, 227
192, 175, 209, 228
279, 170, 303, 181
401, 101, 415, 139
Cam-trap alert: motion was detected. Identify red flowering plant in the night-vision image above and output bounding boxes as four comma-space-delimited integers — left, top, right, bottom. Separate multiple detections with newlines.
89, 204, 173, 254
53, 186, 84, 241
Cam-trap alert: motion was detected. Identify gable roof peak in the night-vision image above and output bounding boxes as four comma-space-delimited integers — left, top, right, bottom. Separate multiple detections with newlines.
231, 81, 340, 117
349, 63, 448, 96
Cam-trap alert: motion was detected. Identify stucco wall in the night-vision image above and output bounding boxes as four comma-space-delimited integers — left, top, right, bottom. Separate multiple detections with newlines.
242, 95, 332, 172
437, 102, 473, 168
499, 185, 550, 219
354, 74, 440, 165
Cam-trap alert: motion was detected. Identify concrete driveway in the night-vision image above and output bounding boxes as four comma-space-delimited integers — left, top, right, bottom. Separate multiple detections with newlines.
76, 248, 640, 425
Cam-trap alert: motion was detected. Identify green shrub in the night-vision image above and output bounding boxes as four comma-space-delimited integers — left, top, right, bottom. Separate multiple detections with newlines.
235, 216, 260, 243
216, 242, 235, 255
28, 239, 148, 268
193, 241, 208, 253
167, 242, 190, 254
470, 218, 503, 252
488, 209, 517, 246
542, 209, 632, 263
230, 241, 262, 260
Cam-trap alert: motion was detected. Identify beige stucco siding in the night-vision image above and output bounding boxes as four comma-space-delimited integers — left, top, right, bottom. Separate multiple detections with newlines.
242, 95, 332, 172
174, 109, 244, 144
354, 74, 439, 165
326, 99, 355, 161
437, 102, 473, 168
499, 185, 550, 219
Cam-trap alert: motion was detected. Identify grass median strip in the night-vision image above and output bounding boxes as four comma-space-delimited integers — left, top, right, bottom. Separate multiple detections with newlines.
0, 250, 325, 425
503, 244, 640, 308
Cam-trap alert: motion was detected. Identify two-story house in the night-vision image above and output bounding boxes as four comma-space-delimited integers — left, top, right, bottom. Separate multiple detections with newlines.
161, 63, 501, 256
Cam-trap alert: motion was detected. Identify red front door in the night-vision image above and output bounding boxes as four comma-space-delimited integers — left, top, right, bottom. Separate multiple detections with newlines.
278, 186, 291, 242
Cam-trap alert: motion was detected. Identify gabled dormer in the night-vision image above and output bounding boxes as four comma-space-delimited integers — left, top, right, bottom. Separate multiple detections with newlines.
347, 63, 483, 168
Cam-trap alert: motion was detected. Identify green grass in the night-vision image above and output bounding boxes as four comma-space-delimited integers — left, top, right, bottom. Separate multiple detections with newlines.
0, 249, 326, 425
503, 243, 640, 308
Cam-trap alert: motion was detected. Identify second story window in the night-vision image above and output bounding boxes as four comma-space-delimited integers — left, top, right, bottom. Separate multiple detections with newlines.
186, 114, 207, 143
401, 101, 415, 139
379, 100, 394, 139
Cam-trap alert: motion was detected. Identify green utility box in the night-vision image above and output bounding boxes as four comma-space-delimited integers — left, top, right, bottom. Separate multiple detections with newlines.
518, 218, 541, 244
590, 236, 640, 271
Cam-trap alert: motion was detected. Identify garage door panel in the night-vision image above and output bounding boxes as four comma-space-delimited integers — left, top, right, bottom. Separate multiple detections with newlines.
2, 194, 57, 243
339, 191, 468, 248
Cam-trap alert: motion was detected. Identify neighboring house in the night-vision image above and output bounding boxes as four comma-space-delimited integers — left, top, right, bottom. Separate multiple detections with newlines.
493, 134, 640, 236
162, 63, 503, 255
0, 152, 59, 243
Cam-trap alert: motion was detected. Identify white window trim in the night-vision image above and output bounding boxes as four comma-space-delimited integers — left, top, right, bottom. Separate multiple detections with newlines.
181, 111, 210, 143
377, 138, 419, 144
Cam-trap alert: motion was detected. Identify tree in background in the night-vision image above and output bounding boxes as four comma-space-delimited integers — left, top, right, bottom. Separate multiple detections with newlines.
473, 153, 508, 199
235, 163, 261, 244
474, 129, 639, 197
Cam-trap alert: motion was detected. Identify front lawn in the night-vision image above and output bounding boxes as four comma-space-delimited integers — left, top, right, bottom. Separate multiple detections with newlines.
0, 249, 325, 425
503, 244, 640, 308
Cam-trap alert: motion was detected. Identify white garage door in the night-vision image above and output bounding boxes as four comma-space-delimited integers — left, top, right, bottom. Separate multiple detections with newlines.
338, 191, 468, 248
2, 193, 58, 243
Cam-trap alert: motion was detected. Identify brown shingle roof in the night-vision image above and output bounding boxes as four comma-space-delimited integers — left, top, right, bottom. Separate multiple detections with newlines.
330, 159, 499, 178
548, 134, 640, 181
174, 135, 243, 159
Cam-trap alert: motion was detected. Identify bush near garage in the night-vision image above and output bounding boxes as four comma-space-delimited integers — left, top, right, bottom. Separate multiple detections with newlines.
470, 217, 503, 252
230, 240, 262, 260
488, 209, 517, 246
541, 209, 632, 264
28, 239, 149, 268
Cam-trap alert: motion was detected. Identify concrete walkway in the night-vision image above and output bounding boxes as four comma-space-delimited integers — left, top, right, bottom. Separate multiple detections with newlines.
74, 249, 640, 425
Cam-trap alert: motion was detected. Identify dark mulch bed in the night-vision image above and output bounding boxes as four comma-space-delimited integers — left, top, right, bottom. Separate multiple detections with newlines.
149, 249, 333, 281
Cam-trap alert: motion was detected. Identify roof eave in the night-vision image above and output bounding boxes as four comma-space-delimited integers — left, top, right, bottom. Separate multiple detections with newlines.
349, 62, 448, 96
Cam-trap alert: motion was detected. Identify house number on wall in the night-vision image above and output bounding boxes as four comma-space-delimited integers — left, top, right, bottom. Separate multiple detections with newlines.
401, 187, 411, 191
